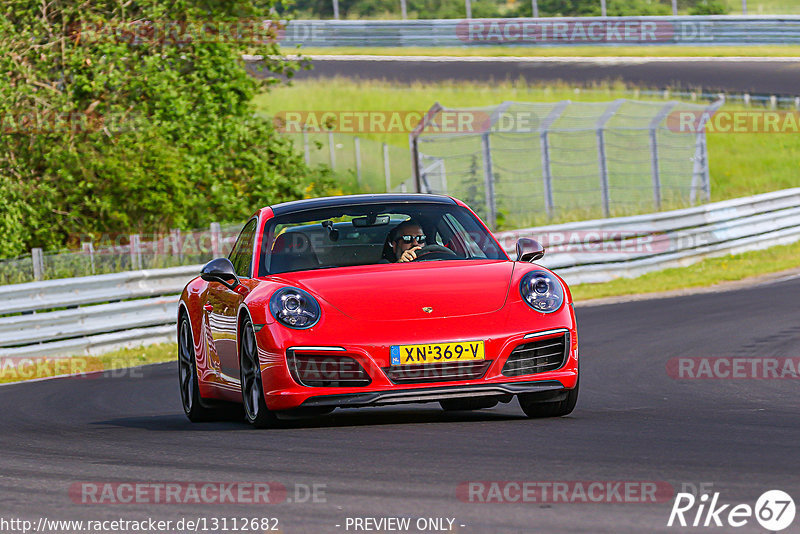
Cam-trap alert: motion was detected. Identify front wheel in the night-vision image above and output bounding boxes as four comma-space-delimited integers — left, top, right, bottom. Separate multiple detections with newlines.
518, 380, 579, 418
178, 316, 218, 422
240, 317, 279, 428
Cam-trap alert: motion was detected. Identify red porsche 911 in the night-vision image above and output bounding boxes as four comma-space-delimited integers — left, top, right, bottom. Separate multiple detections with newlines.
178, 194, 578, 427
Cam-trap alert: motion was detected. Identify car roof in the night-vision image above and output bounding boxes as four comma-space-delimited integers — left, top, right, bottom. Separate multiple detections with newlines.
269, 193, 457, 216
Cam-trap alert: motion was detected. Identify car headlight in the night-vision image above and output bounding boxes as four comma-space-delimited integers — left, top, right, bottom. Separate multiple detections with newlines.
269, 287, 321, 329
519, 271, 564, 313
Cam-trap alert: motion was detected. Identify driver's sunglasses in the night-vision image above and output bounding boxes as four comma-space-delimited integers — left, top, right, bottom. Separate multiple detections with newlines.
397, 234, 426, 244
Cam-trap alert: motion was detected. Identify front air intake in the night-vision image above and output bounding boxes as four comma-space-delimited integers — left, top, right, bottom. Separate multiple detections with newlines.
502, 332, 569, 377
287, 351, 371, 387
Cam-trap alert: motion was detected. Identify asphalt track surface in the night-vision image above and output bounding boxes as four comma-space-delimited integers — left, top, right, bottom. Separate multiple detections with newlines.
2, 275, 799, 534
277, 56, 800, 95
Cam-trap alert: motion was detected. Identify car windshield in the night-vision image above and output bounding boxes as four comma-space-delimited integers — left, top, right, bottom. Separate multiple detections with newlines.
258, 202, 506, 275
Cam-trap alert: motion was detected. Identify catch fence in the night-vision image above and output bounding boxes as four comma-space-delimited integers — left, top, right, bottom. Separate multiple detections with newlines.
409, 98, 723, 229
0, 224, 242, 286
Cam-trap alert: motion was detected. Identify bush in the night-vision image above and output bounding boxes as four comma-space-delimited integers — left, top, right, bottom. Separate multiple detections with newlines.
0, 0, 338, 259
689, 0, 731, 15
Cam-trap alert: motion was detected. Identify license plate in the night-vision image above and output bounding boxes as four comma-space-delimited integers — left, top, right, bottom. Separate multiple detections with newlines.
390, 341, 485, 366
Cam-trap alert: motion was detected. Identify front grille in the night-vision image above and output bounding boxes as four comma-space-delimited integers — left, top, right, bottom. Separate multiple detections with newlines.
287, 351, 371, 387
502, 332, 569, 377
383, 360, 493, 385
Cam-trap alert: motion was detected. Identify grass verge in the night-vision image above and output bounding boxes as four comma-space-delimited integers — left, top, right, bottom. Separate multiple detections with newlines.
291, 45, 800, 58
0, 343, 176, 385
570, 239, 800, 301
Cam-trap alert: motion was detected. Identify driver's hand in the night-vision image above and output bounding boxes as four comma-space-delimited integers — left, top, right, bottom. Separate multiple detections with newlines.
398, 245, 422, 263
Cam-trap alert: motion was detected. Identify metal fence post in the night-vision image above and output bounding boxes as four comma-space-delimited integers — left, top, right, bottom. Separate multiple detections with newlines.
210, 223, 222, 258
539, 101, 570, 219
409, 103, 443, 194
540, 132, 554, 217
595, 99, 625, 218
597, 133, 611, 218
355, 136, 362, 187
532, 0, 538, 17
303, 129, 310, 166
671, 0, 678, 15
170, 228, 182, 262
328, 131, 336, 169
649, 102, 678, 211
691, 99, 724, 204
129, 234, 142, 270
465, 0, 472, 18
409, 134, 421, 193
82, 242, 96, 275
383, 142, 391, 192
31, 248, 44, 281
600, 0, 607, 16
400, 0, 407, 19
481, 133, 497, 230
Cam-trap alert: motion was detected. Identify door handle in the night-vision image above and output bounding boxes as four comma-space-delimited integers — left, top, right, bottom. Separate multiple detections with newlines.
203, 304, 213, 312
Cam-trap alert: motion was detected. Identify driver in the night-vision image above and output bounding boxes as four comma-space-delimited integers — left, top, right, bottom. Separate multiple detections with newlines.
389, 220, 427, 263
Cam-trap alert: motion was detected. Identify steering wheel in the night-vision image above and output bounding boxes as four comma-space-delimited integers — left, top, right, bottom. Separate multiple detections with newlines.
412, 244, 458, 261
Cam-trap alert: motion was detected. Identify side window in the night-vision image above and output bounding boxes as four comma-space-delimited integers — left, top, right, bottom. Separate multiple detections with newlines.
229, 219, 257, 278
443, 214, 485, 258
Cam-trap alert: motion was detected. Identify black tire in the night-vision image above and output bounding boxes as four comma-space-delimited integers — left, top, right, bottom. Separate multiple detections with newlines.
440, 397, 499, 411
239, 316, 279, 429
518, 380, 579, 418
178, 315, 218, 422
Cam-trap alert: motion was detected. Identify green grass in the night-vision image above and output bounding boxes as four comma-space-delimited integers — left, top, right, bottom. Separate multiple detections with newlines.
571, 238, 800, 301
291, 45, 800, 57
736, 0, 800, 14
0, 343, 176, 384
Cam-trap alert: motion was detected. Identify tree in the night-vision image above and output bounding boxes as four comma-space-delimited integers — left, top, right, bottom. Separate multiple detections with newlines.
0, 0, 337, 258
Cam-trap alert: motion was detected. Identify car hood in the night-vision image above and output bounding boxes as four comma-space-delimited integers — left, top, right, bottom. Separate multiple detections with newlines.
276, 260, 515, 321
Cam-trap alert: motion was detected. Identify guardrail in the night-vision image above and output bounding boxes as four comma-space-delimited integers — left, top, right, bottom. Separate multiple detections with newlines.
496, 188, 800, 284
2, 188, 800, 359
279, 16, 800, 47
0, 266, 198, 358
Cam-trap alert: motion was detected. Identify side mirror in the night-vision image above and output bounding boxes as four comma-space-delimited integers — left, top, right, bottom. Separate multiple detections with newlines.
201, 258, 240, 290
516, 238, 545, 262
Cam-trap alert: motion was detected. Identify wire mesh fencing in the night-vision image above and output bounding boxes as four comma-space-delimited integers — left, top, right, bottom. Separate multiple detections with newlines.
0, 224, 242, 286
409, 99, 723, 229
289, 131, 414, 193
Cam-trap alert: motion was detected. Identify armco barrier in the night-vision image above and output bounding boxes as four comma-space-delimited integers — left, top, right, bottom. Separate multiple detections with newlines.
2, 188, 800, 359
277, 16, 800, 47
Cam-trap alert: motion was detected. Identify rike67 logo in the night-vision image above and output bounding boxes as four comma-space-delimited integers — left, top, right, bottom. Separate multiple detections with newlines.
668, 490, 796, 531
